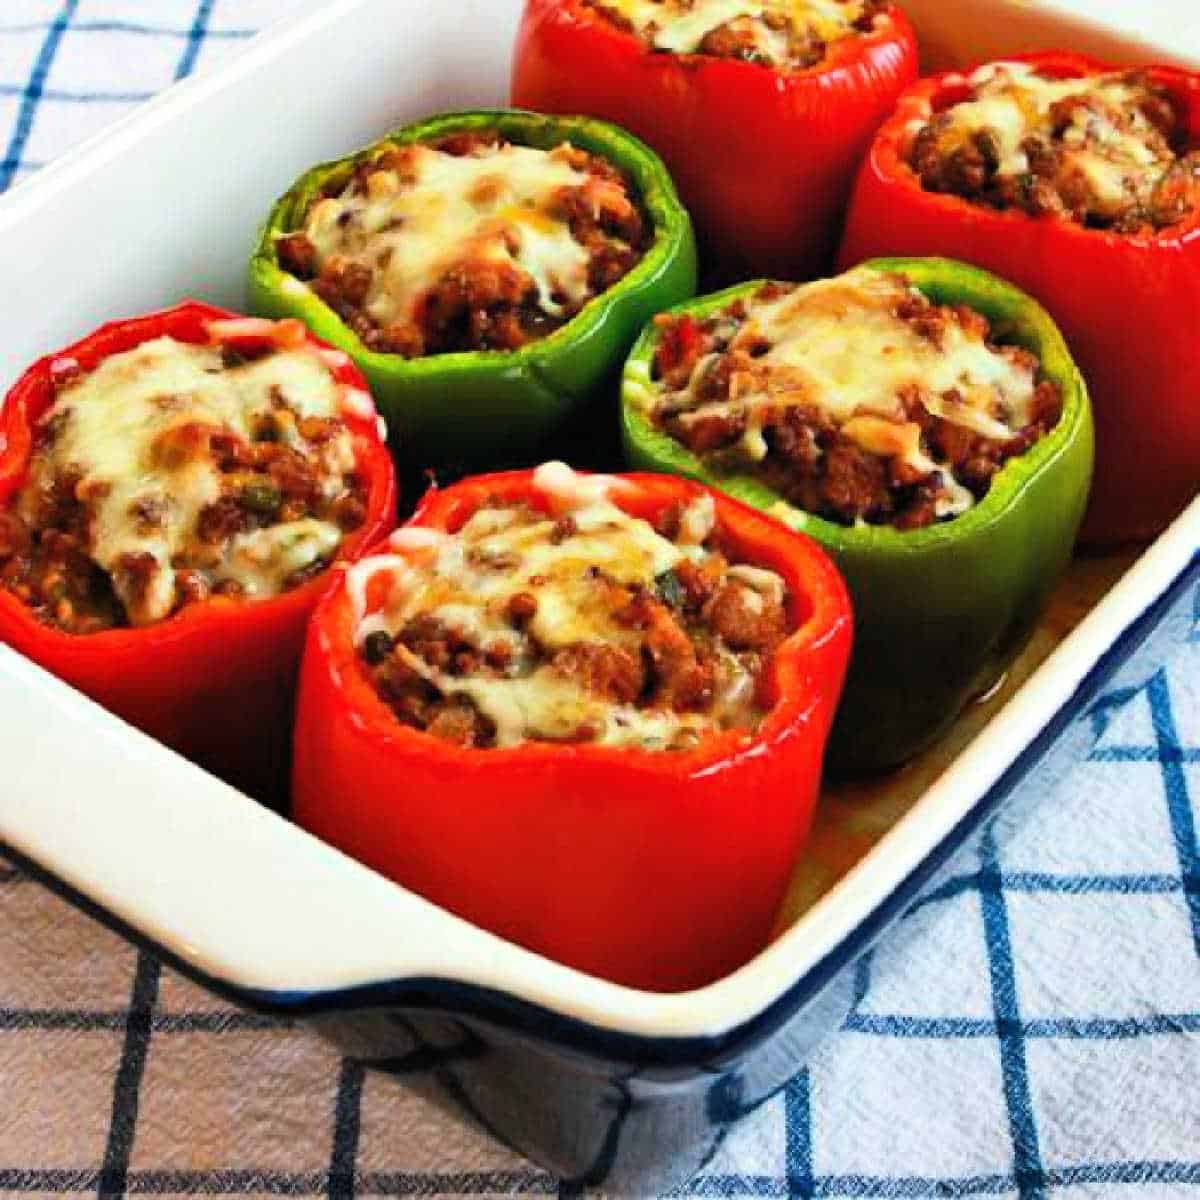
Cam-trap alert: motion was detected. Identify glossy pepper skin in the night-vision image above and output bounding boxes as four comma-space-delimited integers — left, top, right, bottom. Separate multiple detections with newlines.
838, 53, 1200, 544
248, 109, 697, 467
292, 468, 852, 992
510, 0, 918, 282
0, 303, 398, 804
622, 258, 1094, 774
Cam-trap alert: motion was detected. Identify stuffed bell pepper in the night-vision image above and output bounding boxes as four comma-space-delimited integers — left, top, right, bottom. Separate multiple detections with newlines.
838, 54, 1200, 543
249, 109, 697, 467
622, 258, 1093, 773
511, 0, 918, 280
0, 303, 398, 801
292, 462, 851, 991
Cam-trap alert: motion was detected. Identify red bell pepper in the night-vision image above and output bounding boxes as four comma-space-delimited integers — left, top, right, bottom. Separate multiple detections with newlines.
0, 302, 398, 803
291, 467, 852, 992
838, 52, 1200, 544
510, 0, 918, 281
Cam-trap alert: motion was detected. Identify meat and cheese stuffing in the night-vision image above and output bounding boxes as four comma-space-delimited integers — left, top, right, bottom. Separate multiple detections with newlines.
637, 267, 1062, 529
351, 465, 790, 750
276, 132, 648, 358
910, 63, 1200, 231
584, 0, 885, 69
0, 336, 368, 633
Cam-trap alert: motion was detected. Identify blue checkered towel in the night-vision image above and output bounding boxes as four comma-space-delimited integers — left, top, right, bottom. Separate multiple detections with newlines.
1, 5, 1198, 1196
0, 1, 268, 192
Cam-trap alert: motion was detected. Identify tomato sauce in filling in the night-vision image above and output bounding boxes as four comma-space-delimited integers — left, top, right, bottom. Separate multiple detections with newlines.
0, 336, 367, 633
583, 0, 886, 70
277, 132, 648, 358
351, 471, 790, 750
638, 267, 1062, 529
909, 63, 1200, 232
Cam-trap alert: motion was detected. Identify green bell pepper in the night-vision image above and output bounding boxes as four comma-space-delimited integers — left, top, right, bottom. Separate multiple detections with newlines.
621, 257, 1094, 773
248, 108, 697, 465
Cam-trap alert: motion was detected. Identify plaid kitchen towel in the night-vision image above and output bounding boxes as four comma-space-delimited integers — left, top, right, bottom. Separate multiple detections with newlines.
1, 5, 1199, 1197
0, 1, 285, 191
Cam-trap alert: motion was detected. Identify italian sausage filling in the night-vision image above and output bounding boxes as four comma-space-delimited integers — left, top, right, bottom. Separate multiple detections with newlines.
0, 335, 368, 633
351, 466, 791, 750
278, 132, 648, 358
637, 267, 1062, 529
909, 63, 1200, 231
584, 0, 886, 69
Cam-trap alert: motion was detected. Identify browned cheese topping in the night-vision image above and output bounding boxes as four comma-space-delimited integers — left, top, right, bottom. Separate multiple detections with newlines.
631, 267, 1062, 529
348, 464, 790, 750
0, 337, 367, 633
276, 133, 648, 357
585, 0, 885, 69
909, 63, 1200, 231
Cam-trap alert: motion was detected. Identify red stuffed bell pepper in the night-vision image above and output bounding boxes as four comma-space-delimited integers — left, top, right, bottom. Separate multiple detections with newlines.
0, 303, 397, 803
292, 462, 851, 992
511, 0, 918, 281
838, 53, 1200, 543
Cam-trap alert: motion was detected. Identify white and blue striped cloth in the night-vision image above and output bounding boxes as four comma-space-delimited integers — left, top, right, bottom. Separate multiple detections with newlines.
0, 6, 1198, 1196
0, 1, 277, 191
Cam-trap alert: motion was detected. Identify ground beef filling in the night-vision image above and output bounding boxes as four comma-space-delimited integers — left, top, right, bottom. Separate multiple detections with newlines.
0, 341, 367, 634
277, 132, 648, 358
358, 495, 789, 750
584, 0, 885, 70
646, 273, 1062, 530
909, 64, 1200, 232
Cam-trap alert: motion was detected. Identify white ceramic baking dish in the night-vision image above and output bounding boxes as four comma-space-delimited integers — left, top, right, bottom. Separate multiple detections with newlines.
0, 1, 1197, 1192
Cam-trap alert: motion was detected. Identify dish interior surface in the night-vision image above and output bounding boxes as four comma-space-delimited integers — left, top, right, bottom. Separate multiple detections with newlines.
902, 0, 1200, 70
781, 548, 1138, 926
0, 0, 1197, 1042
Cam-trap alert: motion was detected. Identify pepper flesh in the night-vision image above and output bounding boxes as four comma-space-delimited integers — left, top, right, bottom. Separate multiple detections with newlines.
621, 258, 1094, 774
837, 52, 1200, 544
291, 468, 851, 992
248, 109, 697, 466
511, 0, 918, 281
0, 303, 398, 804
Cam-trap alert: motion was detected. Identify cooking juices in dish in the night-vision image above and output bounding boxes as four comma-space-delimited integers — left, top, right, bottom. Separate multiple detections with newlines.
292, 463, 852, 990
250, 109, 697, 465
511, 0, 918, 280
839, 53, 1200, 544
0, 305, 397, 800
623, 258, 1094, 772
644, 267, 1063, 530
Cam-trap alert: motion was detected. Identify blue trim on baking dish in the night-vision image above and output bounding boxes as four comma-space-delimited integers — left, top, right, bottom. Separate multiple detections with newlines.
3, 551, 1197, 1069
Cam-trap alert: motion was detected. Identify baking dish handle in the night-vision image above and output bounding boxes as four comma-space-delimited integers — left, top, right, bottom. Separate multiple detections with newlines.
0, 647, 526, 997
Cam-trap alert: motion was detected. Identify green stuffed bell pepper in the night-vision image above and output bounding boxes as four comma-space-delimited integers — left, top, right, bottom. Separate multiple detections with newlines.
622, 257, 1093, 773
248, 108, 697, 466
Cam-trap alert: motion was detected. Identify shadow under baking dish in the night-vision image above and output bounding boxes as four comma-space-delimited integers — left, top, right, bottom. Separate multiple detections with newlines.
3, 549, 1195, 1194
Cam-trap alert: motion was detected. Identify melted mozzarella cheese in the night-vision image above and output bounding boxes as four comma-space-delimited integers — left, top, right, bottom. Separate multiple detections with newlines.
936, 63, 1172, 206
351, 468, 773, 749
646, 268, 1041, 519
27, 337, 351, 624
302, 142, 597, 331
224, 519, 345, 598
595, 0, 871, 60
752, 271, 1032, 432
